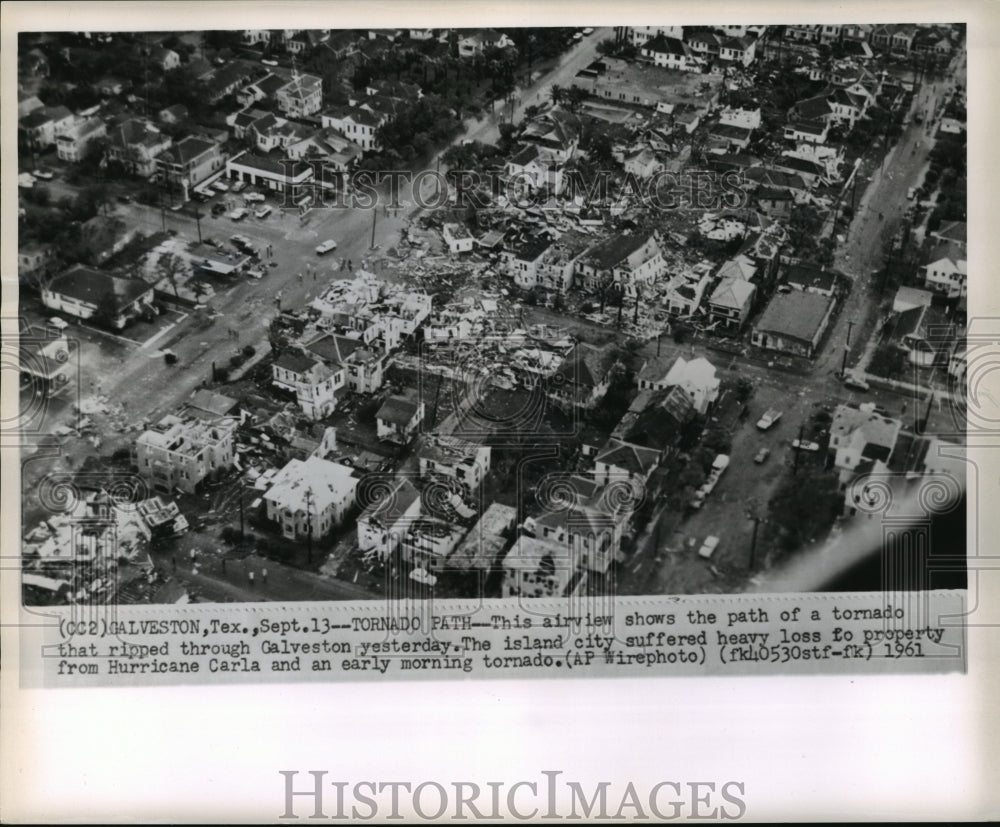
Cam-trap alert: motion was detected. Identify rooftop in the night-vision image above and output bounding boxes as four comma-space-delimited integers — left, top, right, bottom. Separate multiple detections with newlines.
754, 290, 834, 345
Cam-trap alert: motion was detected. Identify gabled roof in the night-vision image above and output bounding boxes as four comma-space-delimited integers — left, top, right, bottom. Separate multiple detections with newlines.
555, 342, 618, 389
786, 263, 837, 292
377, 395, 421, 425
596, 438, 660, 476
709, 276, 755, 309
582, 232, 655, 270
359, 477, 421, 523
932, 220, 967, 246
643, 34, 689, 57
47, 264, 150, 312
274, 350, 319, 374
160, 135, 216, 165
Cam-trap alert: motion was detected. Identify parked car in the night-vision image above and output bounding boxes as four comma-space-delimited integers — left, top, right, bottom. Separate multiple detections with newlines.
211, 179, 230, 192
228, 208, 249, 221
698, 536, 720, 559
255, 205, 272, 219
756, 409, 782, 430
582, 27, 595, 35
231, 180, 247, 193
843, 373, 870, 391
754, 447, 771, 464
246, 267, 265, 279
792, 439, 821, 452
243, 192, 266, 203
211, 203, 226, 217
907, 187, 917, 200
230, 234, 254, 250
193, 188, 213, 202
32, 169, 54, 180
316, 239, 338, 255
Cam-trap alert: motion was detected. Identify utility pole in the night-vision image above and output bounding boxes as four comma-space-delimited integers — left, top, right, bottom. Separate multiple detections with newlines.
841, 318, 856, 377
304, 487, 314, 564
748, 514, 761, 569
193, 201, 203, 244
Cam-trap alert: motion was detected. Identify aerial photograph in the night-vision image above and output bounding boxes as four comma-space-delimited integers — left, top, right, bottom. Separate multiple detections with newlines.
17, 23, 968, 605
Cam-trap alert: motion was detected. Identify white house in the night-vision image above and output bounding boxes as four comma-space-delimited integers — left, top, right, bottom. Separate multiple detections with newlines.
272, 350, 346, 420
264, 456, 359, 540
636, 355, 720, 414
376, 395, 425, 443
442, 223, 474, 254
923, 241, 967, 298
419, 435, 491, 496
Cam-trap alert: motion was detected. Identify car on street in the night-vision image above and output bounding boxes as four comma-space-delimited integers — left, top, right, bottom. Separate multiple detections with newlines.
843, 373, 870, 391
316, 239, 338, 255
573, 32, 583, 41
754, 447, 771, 464
244, 192, 266, 203
582, 27, 595, 35
203, 237, 220, 248
698, 536, 720, 559
211, 203, 226, 217
212, 180, 230, 192
792, 439, 821, 452
255, 205, 272, 219
228, 207, 249, 221
756, 409, 782, 430
246, 267, 265, 279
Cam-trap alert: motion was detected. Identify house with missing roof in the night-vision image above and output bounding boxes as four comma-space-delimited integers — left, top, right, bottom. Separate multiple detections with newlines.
751, 290, 836, 358
42, 264, 154, 329
548, 342, 619, 411
357, 477, 423, 560
418, 435, 491, 497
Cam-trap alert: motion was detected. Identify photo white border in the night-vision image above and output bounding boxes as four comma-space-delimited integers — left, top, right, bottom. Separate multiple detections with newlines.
2, 0, 998, 821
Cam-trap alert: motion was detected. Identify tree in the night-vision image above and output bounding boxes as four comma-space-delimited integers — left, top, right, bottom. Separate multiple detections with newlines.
766, 469, 841, 557
156, 252, 188, 297
92, 291, 121, 330
596, 38, 617, 56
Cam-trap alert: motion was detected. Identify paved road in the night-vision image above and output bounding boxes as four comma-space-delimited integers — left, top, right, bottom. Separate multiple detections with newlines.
75, 31, 614, 429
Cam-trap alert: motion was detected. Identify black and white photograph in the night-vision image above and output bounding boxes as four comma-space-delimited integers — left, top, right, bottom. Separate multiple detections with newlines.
14, 20, 969, 608
3, 0, 998, 821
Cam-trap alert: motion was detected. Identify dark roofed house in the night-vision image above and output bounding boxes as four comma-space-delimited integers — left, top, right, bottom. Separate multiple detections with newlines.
42, 264, 154, 330
595, 438, 662, 484
376, 394, 425, 444
549, 343, 619, 410
158, 135, 226, 189
751, 290, 836, 358
784, 263, 838, 297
